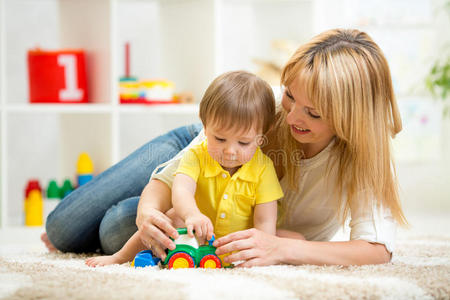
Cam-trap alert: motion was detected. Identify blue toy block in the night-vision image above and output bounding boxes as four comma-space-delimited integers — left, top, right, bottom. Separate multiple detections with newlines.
132, 250, 161, 268
78, 174, 93, 186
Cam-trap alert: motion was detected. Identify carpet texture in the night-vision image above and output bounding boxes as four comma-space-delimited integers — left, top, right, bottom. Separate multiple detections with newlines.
1, 214, 449, 300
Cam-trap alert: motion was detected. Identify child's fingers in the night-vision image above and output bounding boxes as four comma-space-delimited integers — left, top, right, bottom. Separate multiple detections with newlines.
207, 222, 214, 240
195, 224, 203, 239
202, 223, 208, 239
187, 224, 195, 237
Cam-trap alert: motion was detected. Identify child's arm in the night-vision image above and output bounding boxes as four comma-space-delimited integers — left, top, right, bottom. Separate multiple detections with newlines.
86, 231, 146, 267
172, 173, 214, 240
253, 201, 277, 235
114, 231, 147, 262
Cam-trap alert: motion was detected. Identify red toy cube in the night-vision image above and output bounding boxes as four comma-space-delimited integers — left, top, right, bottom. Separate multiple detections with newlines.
28, 49, 88, 103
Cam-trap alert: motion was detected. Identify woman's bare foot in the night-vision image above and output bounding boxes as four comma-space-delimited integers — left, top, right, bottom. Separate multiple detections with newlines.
40, 232, 57, 252
85, 254, 127, 267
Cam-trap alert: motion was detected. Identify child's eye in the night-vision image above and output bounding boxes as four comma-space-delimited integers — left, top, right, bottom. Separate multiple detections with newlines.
215, 136, 225, 142
239, 141, 250, 146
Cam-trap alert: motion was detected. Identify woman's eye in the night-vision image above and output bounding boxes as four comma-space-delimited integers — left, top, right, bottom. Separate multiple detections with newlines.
285, 91, 295, 102
239, 141, 250, 146
215, 137, 225, 142
304, 107, 321, 119
308, 112, 321, 119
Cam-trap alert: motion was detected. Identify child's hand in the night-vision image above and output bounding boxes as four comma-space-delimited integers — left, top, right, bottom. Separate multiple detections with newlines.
185, 212, 214, 241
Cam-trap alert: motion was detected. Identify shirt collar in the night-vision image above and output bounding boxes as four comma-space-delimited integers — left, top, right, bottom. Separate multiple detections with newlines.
233, 147, 261, 183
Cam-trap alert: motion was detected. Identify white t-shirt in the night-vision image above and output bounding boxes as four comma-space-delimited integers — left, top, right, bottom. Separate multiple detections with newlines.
151, 130, 397, 253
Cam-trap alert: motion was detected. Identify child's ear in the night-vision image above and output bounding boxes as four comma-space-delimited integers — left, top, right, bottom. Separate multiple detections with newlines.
256, 134, 267, 147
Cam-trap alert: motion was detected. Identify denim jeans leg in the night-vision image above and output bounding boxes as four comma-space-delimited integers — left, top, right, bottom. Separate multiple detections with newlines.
99, 196, 140, 254
46, 124, 202, 253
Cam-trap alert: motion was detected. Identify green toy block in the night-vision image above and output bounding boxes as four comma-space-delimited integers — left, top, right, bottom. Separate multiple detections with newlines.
46, 180, 60, 199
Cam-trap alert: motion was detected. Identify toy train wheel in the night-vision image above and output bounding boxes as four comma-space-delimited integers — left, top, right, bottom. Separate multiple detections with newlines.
199, 254, 222, 269
167, 252, 195, 269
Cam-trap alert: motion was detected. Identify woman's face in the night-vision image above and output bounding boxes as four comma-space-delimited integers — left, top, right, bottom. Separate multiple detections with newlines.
282, 79, 335, 158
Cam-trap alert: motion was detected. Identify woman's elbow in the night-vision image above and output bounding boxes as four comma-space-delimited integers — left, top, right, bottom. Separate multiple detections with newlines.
370, 242, 392, 264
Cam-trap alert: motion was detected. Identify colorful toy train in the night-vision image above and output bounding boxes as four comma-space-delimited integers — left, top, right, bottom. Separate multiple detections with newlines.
132, 228, 223, 269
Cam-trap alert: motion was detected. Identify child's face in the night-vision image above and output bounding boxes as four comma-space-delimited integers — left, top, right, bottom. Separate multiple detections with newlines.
204, 123, 261, 173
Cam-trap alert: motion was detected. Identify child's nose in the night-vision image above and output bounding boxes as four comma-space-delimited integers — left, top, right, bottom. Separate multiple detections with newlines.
223, 145, 236, 155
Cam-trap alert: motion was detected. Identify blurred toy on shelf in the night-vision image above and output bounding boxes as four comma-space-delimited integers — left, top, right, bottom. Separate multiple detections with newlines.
28, 48, 88, 103
25, 179, 42, 197
119, 42, 138, 83
61, 179, 74, 197
253, 40, 299, 86
45, 180, 61, 220
23, 153, 92, 226
118, 42, 193, 105
24, 179, 43, 226
119, 79, 177, 104
77, 152, 94, 186
173, 91, 194, 104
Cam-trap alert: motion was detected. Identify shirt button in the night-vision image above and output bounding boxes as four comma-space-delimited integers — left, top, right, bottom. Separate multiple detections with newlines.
223, 194, 228, 200
222, 173, 227, 178
220, 213, 226, 219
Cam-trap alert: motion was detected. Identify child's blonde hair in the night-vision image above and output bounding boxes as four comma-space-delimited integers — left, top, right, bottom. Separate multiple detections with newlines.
199, 71, 275, 135
277, 29, 407, 225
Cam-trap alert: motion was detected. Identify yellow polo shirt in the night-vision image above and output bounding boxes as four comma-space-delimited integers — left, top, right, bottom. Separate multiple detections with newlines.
175, 140, 284, 238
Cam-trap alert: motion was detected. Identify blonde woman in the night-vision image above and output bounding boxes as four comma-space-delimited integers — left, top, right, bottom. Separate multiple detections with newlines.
44, 29, 406, 266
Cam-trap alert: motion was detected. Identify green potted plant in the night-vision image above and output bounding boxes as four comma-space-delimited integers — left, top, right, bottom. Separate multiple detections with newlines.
425, 1, 450, 116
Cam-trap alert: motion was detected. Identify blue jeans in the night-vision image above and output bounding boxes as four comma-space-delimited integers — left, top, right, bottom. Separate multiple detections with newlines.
46, 124, 202, 254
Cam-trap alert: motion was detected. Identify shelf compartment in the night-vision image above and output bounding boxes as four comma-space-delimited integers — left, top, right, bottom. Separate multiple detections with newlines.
118, 110, 200, 161
4, 0, 112, 105
114, 0, 313, 102
5, 111, 112, 226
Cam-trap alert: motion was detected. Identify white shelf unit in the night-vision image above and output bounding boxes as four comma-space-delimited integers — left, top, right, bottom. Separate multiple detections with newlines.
0, 0, 314, 227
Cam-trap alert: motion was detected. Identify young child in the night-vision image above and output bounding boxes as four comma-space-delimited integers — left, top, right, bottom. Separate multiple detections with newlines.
85, 70, 283, 267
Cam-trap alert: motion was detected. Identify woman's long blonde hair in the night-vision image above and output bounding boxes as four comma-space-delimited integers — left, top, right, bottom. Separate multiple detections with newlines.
273, 29, 407, 226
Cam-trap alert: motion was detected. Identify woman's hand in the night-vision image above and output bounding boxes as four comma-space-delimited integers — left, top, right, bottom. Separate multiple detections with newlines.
136, 179, 177, 260
213, 228, 284, 268
137, 207, 179, 260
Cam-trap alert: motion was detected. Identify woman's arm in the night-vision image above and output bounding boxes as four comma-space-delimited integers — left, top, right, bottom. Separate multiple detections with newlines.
137, 179, 172, 225
281, 239, 391, 266
253, 201, 277, 235
213, 229, 390, 267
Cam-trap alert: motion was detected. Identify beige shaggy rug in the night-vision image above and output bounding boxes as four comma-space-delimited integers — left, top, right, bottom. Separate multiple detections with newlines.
1, 213, 449, 300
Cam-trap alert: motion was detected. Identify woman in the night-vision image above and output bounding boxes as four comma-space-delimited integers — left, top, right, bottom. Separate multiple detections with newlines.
44, 29, 407, 266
